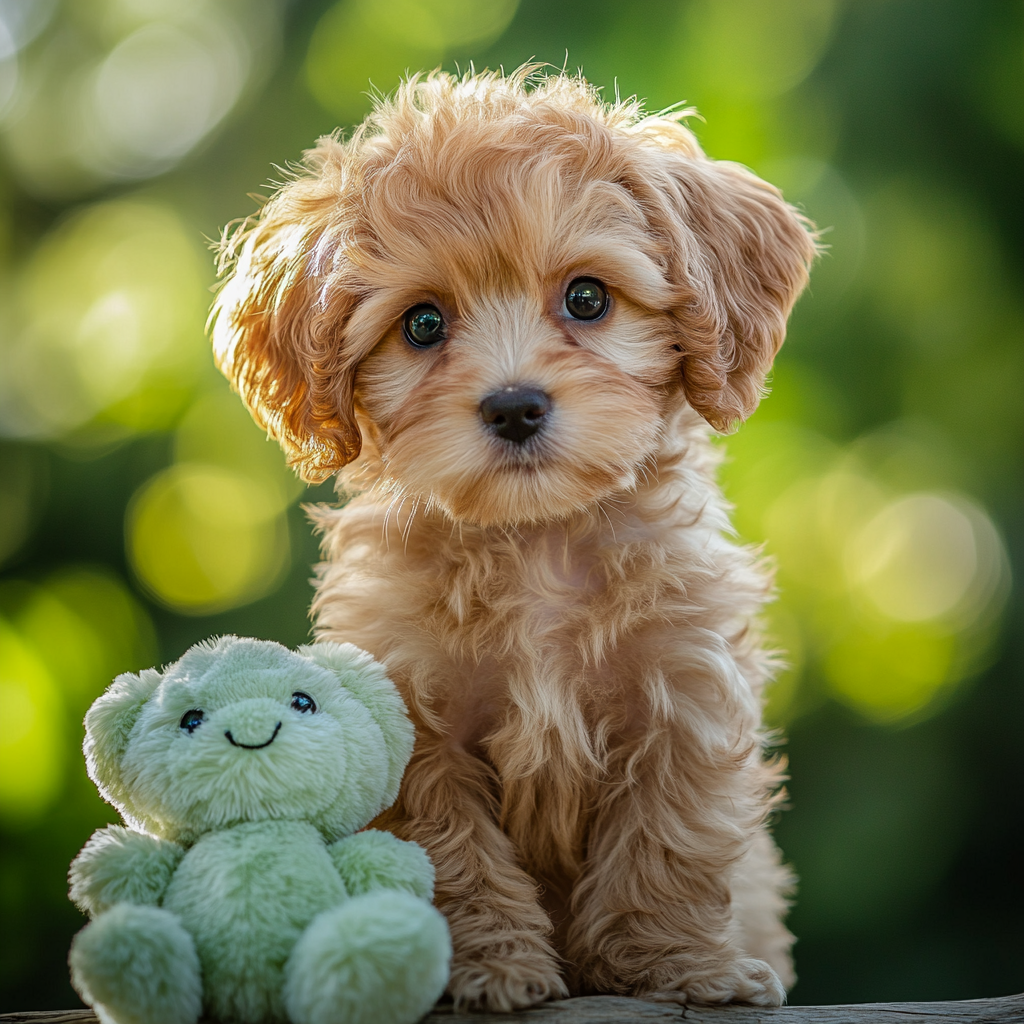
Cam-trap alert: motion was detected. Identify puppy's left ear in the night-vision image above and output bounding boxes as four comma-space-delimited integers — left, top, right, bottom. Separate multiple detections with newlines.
211, 139, 362, 483
641, 138, 817, 430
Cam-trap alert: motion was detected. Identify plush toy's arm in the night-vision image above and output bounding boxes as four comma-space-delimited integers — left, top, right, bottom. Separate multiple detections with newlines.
329, 830, 435, 901
69, 825, 184, 918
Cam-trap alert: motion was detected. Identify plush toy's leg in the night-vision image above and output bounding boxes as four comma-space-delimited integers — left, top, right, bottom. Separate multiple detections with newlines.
69, 903, 202, 1024
283, 890, 450, 1024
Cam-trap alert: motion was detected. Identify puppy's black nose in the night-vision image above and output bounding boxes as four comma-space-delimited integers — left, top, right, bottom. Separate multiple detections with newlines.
479, 387, 551, 443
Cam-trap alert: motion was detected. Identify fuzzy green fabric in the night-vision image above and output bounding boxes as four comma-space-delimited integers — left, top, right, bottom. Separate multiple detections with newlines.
69, 636, 450, 1024
69, 902, 202, 1024
70, 826, 184, 916
328, 830, 434, 900
284, 891, 451, 1024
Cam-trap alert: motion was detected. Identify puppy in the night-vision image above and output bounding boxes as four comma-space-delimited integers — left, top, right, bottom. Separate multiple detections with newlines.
212, 68, 816, 1011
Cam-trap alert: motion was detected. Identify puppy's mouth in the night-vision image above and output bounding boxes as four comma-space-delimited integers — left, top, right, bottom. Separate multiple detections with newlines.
491, 437, 549, 469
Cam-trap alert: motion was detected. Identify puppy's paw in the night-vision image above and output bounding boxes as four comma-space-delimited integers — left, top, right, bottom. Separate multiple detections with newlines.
647, 957, 784, 1007
449, 947, 568, 1012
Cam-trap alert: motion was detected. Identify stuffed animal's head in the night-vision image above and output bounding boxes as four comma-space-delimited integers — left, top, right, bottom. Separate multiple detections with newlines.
83, 636, 413, 844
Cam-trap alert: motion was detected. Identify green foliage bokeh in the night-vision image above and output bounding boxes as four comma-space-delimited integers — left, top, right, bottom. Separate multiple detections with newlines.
0, 0, 1020, 1009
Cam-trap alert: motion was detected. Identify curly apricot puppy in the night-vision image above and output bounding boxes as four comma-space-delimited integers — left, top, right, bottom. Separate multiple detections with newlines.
212, 68, 816, 1011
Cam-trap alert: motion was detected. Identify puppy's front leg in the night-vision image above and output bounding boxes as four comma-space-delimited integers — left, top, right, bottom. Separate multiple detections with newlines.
376, 736, 568, 1012
567, 755, 784, 1007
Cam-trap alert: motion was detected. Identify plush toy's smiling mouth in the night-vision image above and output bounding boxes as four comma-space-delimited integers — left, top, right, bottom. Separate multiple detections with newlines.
225, 722, 281, 750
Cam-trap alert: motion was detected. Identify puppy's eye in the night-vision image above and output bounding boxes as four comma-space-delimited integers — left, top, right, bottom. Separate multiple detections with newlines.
403, 304, 446, 348
564, 278, 608, 321
180, 709, 204, 734
291, 692, 316, 714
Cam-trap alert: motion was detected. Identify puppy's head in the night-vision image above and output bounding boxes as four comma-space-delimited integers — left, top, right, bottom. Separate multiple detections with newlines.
212, 69, 816, 526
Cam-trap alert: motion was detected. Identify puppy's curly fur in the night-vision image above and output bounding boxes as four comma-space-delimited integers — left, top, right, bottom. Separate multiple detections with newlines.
212, 68, 816, 1011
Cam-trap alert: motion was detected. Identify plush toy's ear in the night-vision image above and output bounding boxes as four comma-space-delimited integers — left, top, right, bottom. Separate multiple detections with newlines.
633, 122, 817, 430
211, 138, 363, 483
83, 668, 163, 820
298, 642, 414, 809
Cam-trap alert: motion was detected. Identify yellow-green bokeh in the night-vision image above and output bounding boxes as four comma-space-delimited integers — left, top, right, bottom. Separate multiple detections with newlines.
306, 0, 520, 118
123, 383, 303, 615
126, 463, 290, 615
0, 620, 63, 822
0, 0, 1020, 1006
4, 200, 208, 439
175, 387, 305, 516
0, 567, 156, 824
722, 421, 1011, 727
0, 0, 280, 196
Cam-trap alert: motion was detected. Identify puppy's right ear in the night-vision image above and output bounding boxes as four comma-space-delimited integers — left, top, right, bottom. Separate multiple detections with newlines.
630, 120, 817, 431
211, 140, 361, 483
84, 668, 163, 819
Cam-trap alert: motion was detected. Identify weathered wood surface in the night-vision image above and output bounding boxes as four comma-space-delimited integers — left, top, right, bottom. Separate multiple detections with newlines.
2, 993, 1022, 1024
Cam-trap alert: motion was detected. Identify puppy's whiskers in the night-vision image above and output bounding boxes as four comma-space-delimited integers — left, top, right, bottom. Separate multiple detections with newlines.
400, 496, 420, 551
380, 487, 410, 552
595, 500, 618, 543
507, 522, 526, 546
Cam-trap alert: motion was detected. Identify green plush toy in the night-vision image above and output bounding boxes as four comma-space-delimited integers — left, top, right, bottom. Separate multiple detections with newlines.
68, 636, 451, 1024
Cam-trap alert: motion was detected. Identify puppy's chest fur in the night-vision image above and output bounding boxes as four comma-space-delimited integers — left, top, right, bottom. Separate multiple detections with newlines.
312, 433, 767, 878
317, 504, 661, 735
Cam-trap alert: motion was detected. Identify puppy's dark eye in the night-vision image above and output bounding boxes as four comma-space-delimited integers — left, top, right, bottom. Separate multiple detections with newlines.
291, 692, 316, 714
403, 304, 446, 348
564, 278, 608, 321
180, 710, 204, 734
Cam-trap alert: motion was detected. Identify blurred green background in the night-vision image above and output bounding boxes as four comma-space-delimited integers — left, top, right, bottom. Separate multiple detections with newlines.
0, 0, 1020, 1010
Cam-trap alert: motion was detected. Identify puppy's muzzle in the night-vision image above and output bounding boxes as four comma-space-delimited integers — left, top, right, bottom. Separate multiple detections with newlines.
480, 386, 550, 443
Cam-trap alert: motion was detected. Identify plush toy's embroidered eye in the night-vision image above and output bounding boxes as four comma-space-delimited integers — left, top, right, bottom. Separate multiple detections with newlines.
291, 692, 317, 714
402, 304, 446, 348
564, 278, 608, 321
180, 709, 204, 734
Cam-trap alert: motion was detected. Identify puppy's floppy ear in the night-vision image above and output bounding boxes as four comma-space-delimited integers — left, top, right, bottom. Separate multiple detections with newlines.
638, 127, 817, 430
211, 139, 362, 483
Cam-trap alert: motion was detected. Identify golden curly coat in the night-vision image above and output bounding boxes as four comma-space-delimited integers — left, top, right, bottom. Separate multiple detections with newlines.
212, 68, 817, 1011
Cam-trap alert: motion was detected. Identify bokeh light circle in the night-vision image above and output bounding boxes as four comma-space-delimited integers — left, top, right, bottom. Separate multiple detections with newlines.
678, 0, 838, 100
824, 623, 958, 725
0, 20, 16, 118
126, 464, 290, 615
0, 200, 208, 440
306, 0, 519, 116
87, 18, 250, 179
0, 0, 273, 195
849, 494, 979, 623
0, 565, 155, 822
0, 621, 62, 820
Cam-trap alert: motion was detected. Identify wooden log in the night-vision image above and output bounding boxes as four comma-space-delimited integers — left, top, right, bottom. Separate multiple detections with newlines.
2, 993, 1022, 1024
